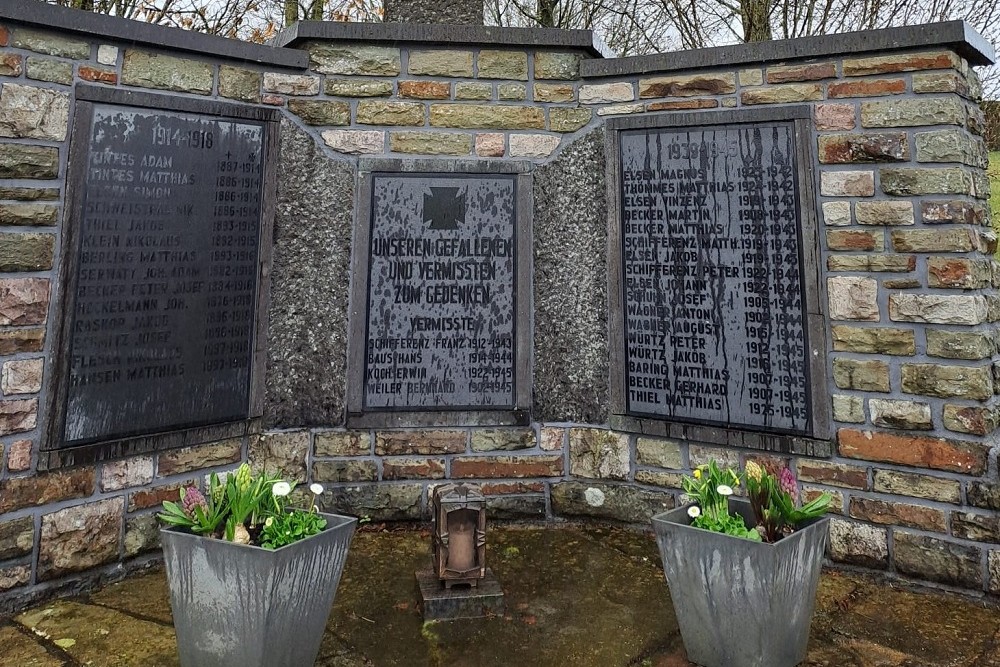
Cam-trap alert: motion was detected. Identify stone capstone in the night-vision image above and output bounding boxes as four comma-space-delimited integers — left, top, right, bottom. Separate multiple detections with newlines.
38, 498, 123, 581
551, 482, 673, 523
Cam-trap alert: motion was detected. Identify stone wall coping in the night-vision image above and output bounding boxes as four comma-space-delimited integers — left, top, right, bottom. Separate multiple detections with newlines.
0, 0, 308, 69
273, 20, 613, 57
582, 20, 995, 78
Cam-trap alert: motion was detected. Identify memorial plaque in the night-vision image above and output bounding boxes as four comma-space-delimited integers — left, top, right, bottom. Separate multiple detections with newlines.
363, 173, 517, 410
62, 103, 265, 445
619, 121, 812, 434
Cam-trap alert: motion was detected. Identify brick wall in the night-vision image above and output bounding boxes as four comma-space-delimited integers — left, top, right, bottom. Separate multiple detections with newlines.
0, 4, 997, 611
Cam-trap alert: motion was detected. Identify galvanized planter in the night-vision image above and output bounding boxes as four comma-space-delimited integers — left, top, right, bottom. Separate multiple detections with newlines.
652, 499, 829, 667
161, 512, 356, 667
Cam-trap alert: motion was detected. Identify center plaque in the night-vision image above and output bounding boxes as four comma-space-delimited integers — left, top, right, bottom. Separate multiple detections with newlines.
349, 167, 531, 426
609, 109, 827, 442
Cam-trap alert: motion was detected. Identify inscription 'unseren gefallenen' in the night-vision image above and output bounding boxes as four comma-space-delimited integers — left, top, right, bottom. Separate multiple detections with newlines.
620, 123, 811, 434
64, 105, 264, 444
364, 174, 516, 410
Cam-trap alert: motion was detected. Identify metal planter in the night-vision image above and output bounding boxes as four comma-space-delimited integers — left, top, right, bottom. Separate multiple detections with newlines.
161, 512, 357, 667
652, 499, 828, 667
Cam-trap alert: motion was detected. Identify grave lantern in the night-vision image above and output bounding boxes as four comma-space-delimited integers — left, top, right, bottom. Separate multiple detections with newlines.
432, 482, 487, 588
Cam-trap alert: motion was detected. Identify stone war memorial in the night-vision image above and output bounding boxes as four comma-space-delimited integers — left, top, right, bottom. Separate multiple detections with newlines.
0, 0, 999, 623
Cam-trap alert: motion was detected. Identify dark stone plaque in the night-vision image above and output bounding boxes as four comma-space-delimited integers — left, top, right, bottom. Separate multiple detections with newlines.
364, 173, 516, 410
64, 104, 265, 445
619, 122, 811, 434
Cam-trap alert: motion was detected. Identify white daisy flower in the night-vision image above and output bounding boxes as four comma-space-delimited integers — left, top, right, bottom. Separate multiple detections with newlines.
310, 483, 324, 495
717, 484, 734, 496
272, 481, 292, 497
687, 505, 701, 518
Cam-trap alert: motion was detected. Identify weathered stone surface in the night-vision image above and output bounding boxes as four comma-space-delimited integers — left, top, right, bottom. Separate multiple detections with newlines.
951, 511, 1000, 543
798, 460, 867, 489
0, 144, 58, 179
820, 171, 875, 196
495, 82, 523, 100
408, 49, 473, 76
97, 44, 118, 66
913, 71, 970, 94
478, 50, 527, 79
927, 257, 992, 289
881, 167, 972, 196
78, 65, 117, 85
0, 233, 54, 271
831, 326, 915, 355
451, 455, 563, 478
854, 200, 914, 226
0, 84, 69, 142
11, 29, 89, 58
382, 457, 445, 480
818, 132, 908, 164
430, 104, 544, 129
218, 66, 261, 103
470, 429, 535, 452
509, 133, 560, 157
398, 80, 451, 100
635, 437, 682, 469
249, 430, 308, 482
634, 470, 685, 488
38, 498, 123, 580
833, 358, 890, 392
942, 404, 998, 435
0, 53, 22, 77
737, 68, 763, 86
741, 84, 823, 105
287, 99, 350, 126
6, 439, 32, 471
645, 99, 719, 112
533, 128, 608, 423
262, 72, 319, 96
815, 103, 856, 130
315, 431, 370, 457
689, 446, 741, 472
485, 495, 546, 519
319, 483, 422, 521
568, 428, 629, 480
307, 43, 400, 76
156, 439, 241, 477
822, 201, 851, 226
549, 107, 591, 132
831, 394, 865, 423
326, 79, 392, 97
766, 63, 836, 83
844, 51, 960, 76
889, 294, 987, 325
1, 357, 43, 394
0, 279, 49, 325
0, 202, 58, 226
873, 469, 961, 503
535, 52, 582, 80
869, 398, 932, 430
357, 101, 424, 126
538, 427, 565, 451
639, 72, 735, 98
968, 482, 1000, 511
0, 186, 58, 201
828, 78, 906, 98
901, 363, 993, 400
828, 518, 888, 568
551, 482, 672, 523
475, 132, 504, 157
893, 531, 981, 589
850, 497, 946, 532
266, 121, 354, 426
100, 456, 154, 492
579, 82, 634, 104
390, 131, 471, 155
0, 516, 33, 560
838, 427, 988, 474
0, 566, 30, 593
375, 430, 466, 455
454, 82, 492, 100
916, 129, 987, 166
0, 398, 36, 435
531, 83, 572, 103
480, 481, 545, 495
861, 98, 965, 128
321, 129, 384, 155
127, 480, 191, 512
313, 459, 378, 483
598, 103, 644, 116
123, 513, 160, 557
25, 57, 72, 84
121, 51, 213, 95
828, 276, 878, 321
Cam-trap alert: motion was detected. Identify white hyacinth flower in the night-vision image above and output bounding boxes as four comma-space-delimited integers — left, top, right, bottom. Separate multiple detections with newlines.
717, 484, 734, 496
687, 506, 701, 519
310, 483, 324, 495
272, 481, 292, 497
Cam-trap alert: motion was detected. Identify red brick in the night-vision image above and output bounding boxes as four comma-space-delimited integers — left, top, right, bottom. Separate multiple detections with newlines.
382, 458, 445, 480
844, 52, 959, 76
78, 66, 117, 84
262, 94, 285, 106
815, 104, 856, 130
828, 79, 906, 98
0, 468, 95, 514
838, 428, 989, 475
375, 430, 466, 455
480, 481, 546, 495
644, 99, 718, 112
766, 63, 836, 83
0, 25, 8, 47
127, 480, 193, 512
451, 455, 563, 479
849, 496, 947, 532
797, 460, 868, 489
398, 80, 450, 99
827, 230, 881, 251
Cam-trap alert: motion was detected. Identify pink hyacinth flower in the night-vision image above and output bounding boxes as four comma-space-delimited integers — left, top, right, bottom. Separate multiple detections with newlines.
779, 468, 797, 496
180, 486, 209, 519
